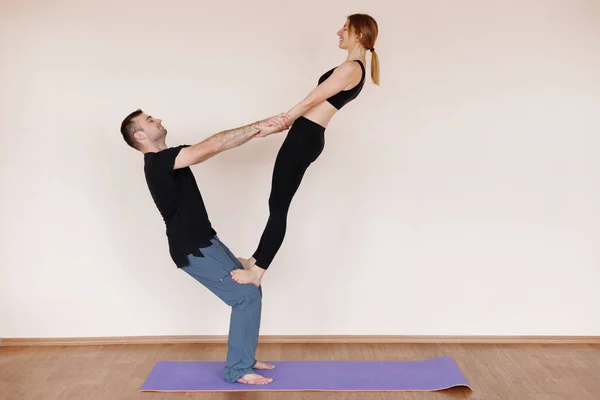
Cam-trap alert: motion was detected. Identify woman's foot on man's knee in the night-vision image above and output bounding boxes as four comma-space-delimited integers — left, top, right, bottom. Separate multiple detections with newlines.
231, 265, 265, 287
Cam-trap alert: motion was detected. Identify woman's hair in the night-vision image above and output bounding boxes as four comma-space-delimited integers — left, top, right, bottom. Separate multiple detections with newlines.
347, 14, 380, 85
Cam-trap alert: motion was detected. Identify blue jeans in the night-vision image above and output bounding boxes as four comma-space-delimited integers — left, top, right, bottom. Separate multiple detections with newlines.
181, 235, 263, 382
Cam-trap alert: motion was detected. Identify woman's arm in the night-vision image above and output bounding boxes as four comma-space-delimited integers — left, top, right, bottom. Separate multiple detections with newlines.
285, 61, 360, 123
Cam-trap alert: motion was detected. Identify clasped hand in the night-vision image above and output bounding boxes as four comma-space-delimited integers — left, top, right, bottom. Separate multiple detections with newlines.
254, 113, 293, 137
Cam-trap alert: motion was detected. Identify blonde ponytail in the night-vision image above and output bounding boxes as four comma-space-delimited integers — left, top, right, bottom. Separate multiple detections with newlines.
370, 49, 380, 85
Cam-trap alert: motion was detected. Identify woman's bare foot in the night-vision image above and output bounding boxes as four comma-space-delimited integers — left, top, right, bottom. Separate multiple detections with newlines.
236, 373, 273, 385
231, 265, 265, 287
253, 360, 275, 370
237, 257, 251, 270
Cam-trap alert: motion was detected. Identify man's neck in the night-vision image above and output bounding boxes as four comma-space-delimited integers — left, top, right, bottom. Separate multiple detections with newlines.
142, 140, 168, 154
156, 141, 168, 151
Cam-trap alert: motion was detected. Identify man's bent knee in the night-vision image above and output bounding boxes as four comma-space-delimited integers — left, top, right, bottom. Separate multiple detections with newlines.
222, 280, 261, 308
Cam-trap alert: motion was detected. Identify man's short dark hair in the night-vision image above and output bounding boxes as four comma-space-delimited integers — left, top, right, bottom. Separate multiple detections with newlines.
120, 109, 144, 149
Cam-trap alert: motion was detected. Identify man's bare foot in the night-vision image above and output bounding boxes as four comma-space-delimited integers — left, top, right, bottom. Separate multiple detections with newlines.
236, 373, 273, 385
253, 360, 275, 370
231, 265, 265, 287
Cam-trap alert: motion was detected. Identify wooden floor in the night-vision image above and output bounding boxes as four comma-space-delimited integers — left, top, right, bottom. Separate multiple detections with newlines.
1, 343, 599, 399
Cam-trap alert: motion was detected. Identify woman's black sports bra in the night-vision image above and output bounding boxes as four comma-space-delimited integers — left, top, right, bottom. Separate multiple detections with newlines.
317, 60, 366, 110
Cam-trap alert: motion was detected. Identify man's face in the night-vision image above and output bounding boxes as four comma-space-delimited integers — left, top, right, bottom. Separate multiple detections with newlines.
135, 113, 167, 142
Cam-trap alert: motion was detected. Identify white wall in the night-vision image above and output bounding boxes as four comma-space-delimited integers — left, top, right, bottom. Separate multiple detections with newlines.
1, 0, 599, 338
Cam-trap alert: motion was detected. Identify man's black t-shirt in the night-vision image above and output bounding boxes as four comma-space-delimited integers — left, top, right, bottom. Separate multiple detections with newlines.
144, 145, 216, 267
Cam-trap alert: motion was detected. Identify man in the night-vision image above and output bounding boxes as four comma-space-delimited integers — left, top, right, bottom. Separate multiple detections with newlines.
120, 109, 289, 385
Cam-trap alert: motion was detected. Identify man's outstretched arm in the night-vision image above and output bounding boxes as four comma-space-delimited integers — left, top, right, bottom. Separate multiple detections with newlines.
174, 114, 288, 170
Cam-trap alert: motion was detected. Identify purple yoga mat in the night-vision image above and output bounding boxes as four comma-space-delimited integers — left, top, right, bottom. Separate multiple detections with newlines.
140, 356, 471, 392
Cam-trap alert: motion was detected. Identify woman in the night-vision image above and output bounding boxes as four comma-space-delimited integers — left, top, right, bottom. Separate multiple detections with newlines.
232, 13, 380, 286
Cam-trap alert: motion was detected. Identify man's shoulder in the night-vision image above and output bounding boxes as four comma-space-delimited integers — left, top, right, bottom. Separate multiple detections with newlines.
145, 145, 190, 158
144, 145, 190, 167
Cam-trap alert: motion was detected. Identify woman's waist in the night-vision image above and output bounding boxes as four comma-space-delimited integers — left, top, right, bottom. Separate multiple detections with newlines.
301, 102, 337, 128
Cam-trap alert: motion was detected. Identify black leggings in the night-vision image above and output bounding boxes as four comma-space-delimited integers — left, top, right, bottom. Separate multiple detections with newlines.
252, 116, 326, 269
